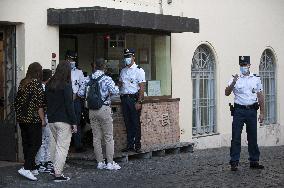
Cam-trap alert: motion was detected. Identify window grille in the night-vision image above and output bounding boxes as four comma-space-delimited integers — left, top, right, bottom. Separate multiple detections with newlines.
191, 45, 216, 135
259, 49, 276, 124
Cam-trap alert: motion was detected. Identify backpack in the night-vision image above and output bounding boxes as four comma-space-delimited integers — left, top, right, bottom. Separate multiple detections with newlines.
86, 74, 105, 110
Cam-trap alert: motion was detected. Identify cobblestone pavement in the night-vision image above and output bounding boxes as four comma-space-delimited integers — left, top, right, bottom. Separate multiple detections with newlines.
0, 146, 283, 188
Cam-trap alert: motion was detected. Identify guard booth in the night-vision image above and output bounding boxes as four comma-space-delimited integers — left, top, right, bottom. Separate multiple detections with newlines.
48, 6, 199, 157
0, 25, 17, 161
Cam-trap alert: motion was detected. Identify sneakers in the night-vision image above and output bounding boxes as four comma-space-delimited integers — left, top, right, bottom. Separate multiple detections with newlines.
49, 169, 55, 175
18, 167, 37, 181
31, 169, 39, 176
37, 161, 53, 173
54, 174, 70, 182
97, 161, 107, 170
106, 161, 121, 170
46, 161, 54, 169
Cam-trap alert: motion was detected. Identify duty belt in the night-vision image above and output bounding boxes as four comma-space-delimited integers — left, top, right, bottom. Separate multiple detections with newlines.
121, 94, 138, 98
234, 103, 257, 110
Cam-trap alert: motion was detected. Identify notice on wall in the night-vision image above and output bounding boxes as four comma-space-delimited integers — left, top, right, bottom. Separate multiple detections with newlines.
147, 80, 161, 96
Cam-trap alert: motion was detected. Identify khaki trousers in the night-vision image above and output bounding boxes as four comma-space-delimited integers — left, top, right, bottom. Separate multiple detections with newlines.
49, 122, 72, 175
89, 105, 114, 163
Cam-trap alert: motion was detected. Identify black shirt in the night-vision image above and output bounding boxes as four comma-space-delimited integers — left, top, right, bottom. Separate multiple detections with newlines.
15, 79, 44, 124
46, 83, 77, 125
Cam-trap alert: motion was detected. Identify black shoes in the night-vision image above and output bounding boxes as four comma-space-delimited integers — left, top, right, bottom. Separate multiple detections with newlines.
54, 174, 70, 182
134, 145, 142, 153
250, 162, 264, 169
230, 161, 238, 171
121, 146, 135, 152
230, 161, 264, 171
121, 145, 142, 153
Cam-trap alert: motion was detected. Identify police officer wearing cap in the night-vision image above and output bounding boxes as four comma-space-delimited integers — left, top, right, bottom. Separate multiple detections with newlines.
225, 56, 265, 171
65, 50, 85, 152
119, 48, 146, 153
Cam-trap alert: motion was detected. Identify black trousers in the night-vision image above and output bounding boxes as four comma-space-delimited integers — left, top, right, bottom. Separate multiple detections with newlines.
19, 123, 42, 170
121, 96, 141, 148
230, 107, 260, 163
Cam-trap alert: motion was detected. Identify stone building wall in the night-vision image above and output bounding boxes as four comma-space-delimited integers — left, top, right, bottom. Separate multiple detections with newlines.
112, 100, 180, 154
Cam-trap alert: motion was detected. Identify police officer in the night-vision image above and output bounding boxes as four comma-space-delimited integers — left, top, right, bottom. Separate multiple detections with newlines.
119, 48, 146, 153
65, 50, 85, 153
225, 56, 265, 171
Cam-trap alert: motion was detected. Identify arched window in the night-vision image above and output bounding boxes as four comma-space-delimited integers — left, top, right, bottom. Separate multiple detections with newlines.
259, 49, 276, 124
191, 44, 216, 135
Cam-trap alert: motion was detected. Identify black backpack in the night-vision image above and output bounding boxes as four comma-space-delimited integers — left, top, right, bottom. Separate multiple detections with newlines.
86, 74, 105, 110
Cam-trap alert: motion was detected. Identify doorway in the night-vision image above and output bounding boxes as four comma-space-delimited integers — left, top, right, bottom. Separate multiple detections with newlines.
0, 26, 17, 161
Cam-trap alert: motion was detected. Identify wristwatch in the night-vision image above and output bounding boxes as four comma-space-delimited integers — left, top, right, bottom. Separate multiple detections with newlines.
138, 99, 144, 104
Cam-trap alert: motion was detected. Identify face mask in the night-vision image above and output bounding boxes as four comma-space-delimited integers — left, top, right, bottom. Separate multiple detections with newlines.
240, 66, 249, 75
124, 58, 132, 66
70, 62, 76, 69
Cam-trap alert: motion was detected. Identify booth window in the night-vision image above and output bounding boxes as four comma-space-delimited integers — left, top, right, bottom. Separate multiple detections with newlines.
59, 33, 171, 96
259, 49, 277, 125
191, 44, 216, 136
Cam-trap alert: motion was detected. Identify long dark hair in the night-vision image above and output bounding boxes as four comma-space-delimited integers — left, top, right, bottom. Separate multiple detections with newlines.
47, 61, 71, 90
19, 62, 42, 88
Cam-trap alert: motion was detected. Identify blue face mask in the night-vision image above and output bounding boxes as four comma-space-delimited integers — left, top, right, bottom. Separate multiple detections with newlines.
240, 66, 249, 75
124, 58, 132, 66
70, 62, 76, 69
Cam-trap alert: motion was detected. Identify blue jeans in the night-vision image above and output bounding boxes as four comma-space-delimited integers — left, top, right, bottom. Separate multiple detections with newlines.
230, 107, 260, 163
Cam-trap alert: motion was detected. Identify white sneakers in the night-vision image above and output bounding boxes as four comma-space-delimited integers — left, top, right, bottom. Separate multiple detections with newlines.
31, 169, 39, 176
106, 161, 121, 170
97, 162, 107, 169
18, 167, 37, 181
97, 161, 121, 170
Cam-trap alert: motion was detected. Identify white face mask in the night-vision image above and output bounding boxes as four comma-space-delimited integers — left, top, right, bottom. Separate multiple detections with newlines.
124, 58, 132, 66
70, 61, 76, 69
240, 66, 249, 75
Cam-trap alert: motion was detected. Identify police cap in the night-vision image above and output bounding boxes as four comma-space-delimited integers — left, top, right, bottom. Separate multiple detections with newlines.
239, 56, 250, 65
65, 50, 78, 60
124, 48, 135, 58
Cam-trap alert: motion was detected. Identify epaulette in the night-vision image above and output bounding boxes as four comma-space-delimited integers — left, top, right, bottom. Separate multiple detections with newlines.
253, 74, 260, 77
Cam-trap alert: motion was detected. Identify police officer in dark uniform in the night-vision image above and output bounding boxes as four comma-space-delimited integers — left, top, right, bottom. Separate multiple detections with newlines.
119, 48, 146, 153
65, 50, 85, 153
225, 56, 265, 171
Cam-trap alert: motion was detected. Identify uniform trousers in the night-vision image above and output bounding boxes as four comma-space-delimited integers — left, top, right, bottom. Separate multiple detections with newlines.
73, 98, 83, 149
19, 123, 42, 170
121, 95, 141, 149
89, 105, 114, 163
230, 107, 260, 163
49, 122, 72, 175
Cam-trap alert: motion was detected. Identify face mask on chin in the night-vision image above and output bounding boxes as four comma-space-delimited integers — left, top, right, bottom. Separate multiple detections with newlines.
240, 66, 249, 75
124, 58, 132, 66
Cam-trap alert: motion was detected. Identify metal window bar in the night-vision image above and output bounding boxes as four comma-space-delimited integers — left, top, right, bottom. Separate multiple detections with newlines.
191, 45, 216, 135
259, 50, 276, 124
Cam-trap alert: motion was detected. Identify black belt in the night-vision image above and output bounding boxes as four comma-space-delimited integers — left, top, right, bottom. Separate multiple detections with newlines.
121, 94, 138, 98
234, 103, 257, 110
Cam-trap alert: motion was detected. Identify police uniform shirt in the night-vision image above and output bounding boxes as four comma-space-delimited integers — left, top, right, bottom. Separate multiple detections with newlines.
228, 73, 263, 105
71, 67, 85, 94
119, 63, 146, 94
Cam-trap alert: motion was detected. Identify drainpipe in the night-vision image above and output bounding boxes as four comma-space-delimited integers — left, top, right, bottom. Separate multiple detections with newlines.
159, 0, 163, 14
